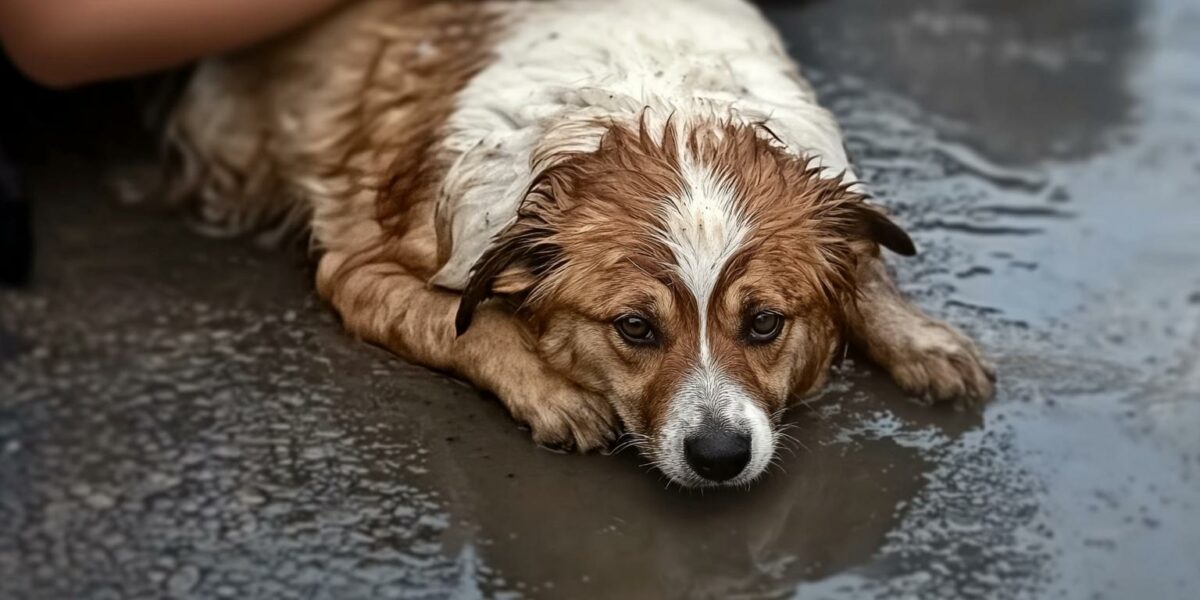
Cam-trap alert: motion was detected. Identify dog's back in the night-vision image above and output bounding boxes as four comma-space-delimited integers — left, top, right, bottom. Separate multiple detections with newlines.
167, 0, 843, 281
168, 0, 490, 257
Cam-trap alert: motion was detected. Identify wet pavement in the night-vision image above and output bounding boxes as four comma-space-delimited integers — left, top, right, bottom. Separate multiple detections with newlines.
2, 0, 1199, 598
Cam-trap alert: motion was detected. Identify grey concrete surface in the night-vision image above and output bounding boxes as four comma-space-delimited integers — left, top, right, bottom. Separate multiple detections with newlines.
2, 0, 1199, 598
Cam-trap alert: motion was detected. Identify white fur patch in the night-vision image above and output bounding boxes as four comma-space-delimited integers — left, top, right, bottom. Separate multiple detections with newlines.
656, 157, 749, 354
430, 0, 856, 289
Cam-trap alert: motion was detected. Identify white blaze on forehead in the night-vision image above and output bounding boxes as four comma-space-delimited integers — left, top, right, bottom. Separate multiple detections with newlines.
656, 156, 751, 356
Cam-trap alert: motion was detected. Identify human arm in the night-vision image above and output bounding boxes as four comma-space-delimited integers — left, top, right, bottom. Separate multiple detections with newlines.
0, 0, 345, 87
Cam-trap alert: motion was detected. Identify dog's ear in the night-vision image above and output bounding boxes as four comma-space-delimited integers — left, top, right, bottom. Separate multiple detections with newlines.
455, 220, 557, 336
795, 164, 916, 257
455, 155, 582, 336
848, 202, 916, 256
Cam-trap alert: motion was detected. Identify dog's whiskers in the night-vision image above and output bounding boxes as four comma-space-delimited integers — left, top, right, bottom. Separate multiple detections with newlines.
608, 431, 649, 456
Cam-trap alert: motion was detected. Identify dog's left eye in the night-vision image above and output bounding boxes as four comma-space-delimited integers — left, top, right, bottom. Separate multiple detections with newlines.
614, 315, 657, 345
746, 311, 784, 343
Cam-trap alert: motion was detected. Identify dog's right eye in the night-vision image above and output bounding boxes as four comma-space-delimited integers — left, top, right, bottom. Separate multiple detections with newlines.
614, 315, 657, 346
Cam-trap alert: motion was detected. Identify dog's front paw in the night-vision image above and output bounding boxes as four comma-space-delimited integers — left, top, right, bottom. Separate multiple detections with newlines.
499, 372, 619, 453
881, 317, 996, 407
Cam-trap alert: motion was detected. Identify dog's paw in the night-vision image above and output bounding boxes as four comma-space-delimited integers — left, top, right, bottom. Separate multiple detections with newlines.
882, 317, 996, 407
501, 373, 619, 453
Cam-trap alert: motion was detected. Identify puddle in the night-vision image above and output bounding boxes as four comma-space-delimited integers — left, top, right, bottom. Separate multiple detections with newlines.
2, 0, 1199, 598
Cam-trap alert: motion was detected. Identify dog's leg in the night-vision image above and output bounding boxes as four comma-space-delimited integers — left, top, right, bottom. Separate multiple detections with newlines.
317, 251, 619, 451
847, 256, 996, 405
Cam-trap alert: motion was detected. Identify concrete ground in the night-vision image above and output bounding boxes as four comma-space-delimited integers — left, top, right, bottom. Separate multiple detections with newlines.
2, 0, 1199, 598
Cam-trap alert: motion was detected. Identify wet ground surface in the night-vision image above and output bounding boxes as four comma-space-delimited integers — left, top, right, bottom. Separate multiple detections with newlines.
2, 0, 1199, 598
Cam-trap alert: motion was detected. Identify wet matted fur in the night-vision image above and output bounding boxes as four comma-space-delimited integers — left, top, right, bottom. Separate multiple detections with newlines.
165, 0, 994, 487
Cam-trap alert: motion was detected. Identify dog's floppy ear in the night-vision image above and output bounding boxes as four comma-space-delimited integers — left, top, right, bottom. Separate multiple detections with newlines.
453, 141, 592, 335
797, 164, 916, 257
454, 220, 557, 336
455, 153, 583, 336
850, 202, 916, 256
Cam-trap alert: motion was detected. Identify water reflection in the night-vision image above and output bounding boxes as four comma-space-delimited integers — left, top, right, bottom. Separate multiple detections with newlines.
369, 364, 981, 598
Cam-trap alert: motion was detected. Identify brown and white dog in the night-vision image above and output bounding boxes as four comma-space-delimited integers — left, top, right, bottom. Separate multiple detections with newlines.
166, 0, 994, 487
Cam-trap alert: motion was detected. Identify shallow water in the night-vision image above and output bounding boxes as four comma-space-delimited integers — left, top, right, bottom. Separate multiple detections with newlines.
2, 0, 1199, 598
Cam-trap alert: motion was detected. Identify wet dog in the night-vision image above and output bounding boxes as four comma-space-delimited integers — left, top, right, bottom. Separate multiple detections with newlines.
165, 0, 994, 487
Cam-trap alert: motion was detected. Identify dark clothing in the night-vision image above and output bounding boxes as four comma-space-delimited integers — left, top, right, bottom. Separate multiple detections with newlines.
0, 141, 31, 286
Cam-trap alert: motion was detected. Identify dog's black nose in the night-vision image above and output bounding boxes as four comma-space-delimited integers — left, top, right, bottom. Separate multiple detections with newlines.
684, 430, 751, 482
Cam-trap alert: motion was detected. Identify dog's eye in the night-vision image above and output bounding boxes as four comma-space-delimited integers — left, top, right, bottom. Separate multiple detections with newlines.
746, 311, 784, 344
614, 315, 657, 345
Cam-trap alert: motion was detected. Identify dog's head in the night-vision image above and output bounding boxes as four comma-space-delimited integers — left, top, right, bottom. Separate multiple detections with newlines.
456, 118, 913, 487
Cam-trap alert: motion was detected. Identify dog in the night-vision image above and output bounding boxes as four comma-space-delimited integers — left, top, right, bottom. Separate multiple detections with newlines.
165, 0, 995, 487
